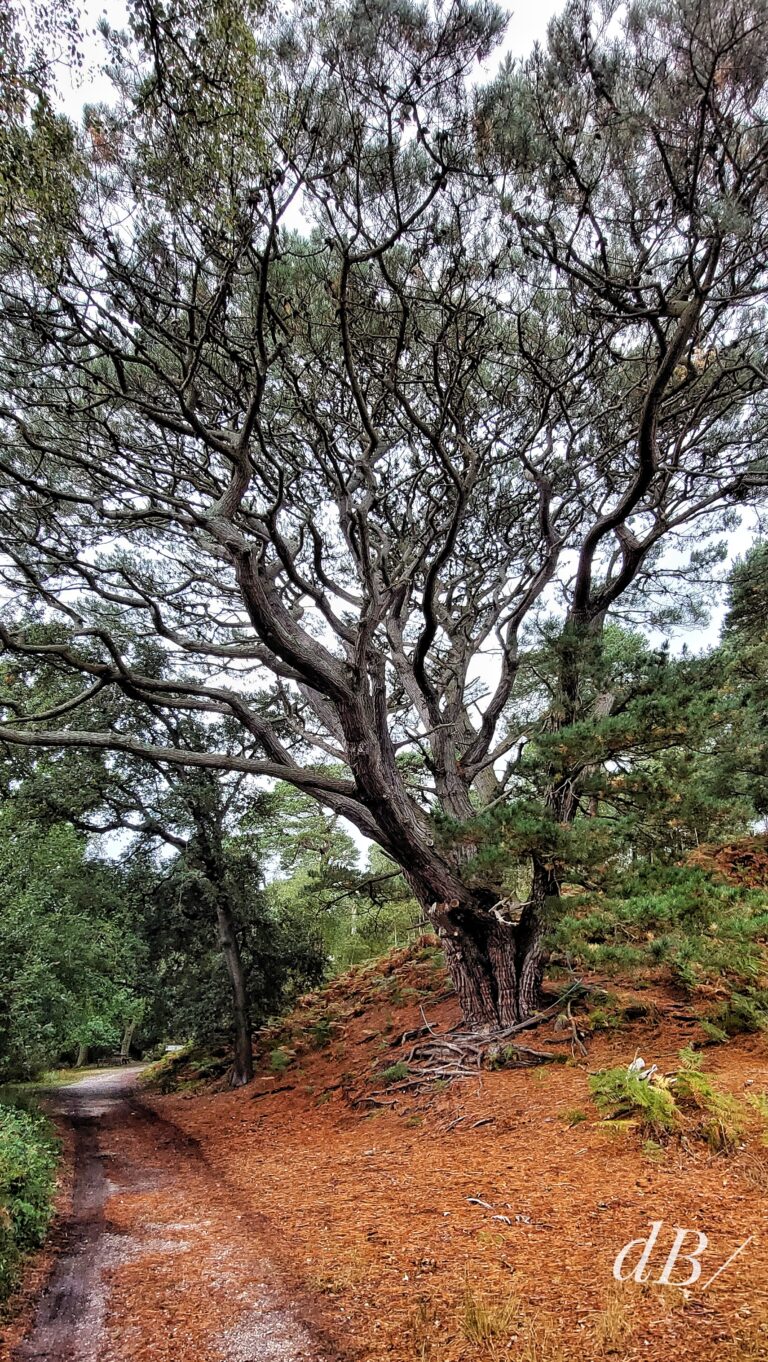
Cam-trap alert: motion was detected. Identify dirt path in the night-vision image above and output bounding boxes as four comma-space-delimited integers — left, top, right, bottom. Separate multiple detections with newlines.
10, 1070, 340, 1362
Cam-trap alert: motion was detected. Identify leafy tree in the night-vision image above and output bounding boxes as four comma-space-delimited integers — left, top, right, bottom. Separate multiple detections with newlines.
0, 802, 148, 1079
711, 541, 768, 817
0, 0, 767, 1026
0, 0, 82, 263
261, 783, 421, 968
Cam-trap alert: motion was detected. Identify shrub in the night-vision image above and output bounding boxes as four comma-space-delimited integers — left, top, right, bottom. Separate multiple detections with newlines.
708, 990, 768, 1036
589, 1065, 680, 1138
549, 866, 768, 1005
269, 1046, 294, 1074
674, 1048, 746, 1153
590, 1049, 761, 1153
309, 1015, 334, 1048
0, 1102, 59, 1304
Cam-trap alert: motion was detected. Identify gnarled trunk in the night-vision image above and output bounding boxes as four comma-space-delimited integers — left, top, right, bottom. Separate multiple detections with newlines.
429, 862, 557, 1026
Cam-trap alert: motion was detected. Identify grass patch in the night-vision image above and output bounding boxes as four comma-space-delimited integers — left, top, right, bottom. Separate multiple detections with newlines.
560, 1107, 588, 1127
462, 1284, 520, 1344
591, 1284, 633, 1353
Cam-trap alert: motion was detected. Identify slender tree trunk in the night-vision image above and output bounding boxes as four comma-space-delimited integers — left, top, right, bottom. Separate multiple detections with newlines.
214, 894, 254, 1087
119, 1020, 136, 1065
75, 1042, 89, 1068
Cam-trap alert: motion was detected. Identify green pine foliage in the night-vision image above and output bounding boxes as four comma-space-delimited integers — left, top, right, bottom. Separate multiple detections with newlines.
550, 865, 768, 1029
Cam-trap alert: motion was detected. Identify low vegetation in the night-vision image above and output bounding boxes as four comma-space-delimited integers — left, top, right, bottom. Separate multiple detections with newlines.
550, 864, 768, 1035
590, 1048, 764, 1152
0, 1101, 58, 1306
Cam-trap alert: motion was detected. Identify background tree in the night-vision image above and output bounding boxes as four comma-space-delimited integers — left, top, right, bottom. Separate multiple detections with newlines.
0, 653, 327, 1083
1, 0, 768, 1026
262, 782, 421, 969
709, 541, 768, 820
0, 797, 149, 1080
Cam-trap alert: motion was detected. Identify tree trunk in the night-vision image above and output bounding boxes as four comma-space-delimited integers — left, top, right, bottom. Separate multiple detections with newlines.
119, 1020, 136, 1064
214, 895, 254, 1087
430, 861, 557, 1027
75, 1042, 89, 1068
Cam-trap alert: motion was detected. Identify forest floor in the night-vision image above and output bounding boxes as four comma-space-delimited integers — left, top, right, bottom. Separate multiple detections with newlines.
2, 957, 768, 1361
143, 950, 768, 1362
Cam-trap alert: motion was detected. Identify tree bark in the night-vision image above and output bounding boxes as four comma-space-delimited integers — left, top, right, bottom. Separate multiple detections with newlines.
428, 860, 558, 1027
75, 1042, 89, 1068
119, 1020, 136, 1064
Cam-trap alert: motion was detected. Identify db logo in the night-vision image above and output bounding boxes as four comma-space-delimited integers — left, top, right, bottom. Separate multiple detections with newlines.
613, 1220, 752, 1290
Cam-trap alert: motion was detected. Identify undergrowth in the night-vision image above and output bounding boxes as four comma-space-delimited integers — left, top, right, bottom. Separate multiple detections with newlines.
142, 1044, 231, 1094
550, 865, 768, 1031
590, 1048, 760, 1152
0, 1101, 59, 1306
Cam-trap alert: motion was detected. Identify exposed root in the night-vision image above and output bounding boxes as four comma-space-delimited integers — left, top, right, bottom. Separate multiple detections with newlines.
358, 982, 589, 1103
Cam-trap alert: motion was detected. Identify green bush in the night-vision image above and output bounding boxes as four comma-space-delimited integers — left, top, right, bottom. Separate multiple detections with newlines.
708, 990, 768, 1036
589, 1065, 680, 1138
0, 1102, 59, 1304
269, 1046, 294, 1074
310, 1015, 334, 1048
589, 1049, 760, 1153
549, 866, 768, 1023
673, 1048, 747, 1153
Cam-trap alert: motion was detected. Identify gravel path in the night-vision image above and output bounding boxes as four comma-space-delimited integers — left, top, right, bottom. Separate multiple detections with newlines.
11, 1070, 337, 1362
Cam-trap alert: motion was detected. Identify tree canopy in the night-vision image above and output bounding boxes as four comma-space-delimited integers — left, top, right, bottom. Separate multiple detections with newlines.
1, 0, 768, 1024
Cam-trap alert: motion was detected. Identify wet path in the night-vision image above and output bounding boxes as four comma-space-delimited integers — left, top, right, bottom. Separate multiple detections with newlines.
12, 1071, 336, 1362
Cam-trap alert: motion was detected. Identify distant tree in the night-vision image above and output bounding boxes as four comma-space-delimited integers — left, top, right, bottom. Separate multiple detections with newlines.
0, 0, 82, 256
712, 542, 768, 818
0, 646, 326, 1084
1, 0, 768, 1025
261, 782, 421, 968
0, 800, 148, 1080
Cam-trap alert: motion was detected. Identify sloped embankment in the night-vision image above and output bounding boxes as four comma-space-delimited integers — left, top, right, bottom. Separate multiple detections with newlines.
143, 938, 768, 1362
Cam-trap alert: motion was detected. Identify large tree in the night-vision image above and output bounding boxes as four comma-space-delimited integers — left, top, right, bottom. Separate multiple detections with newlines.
1, 0, 768, 1025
